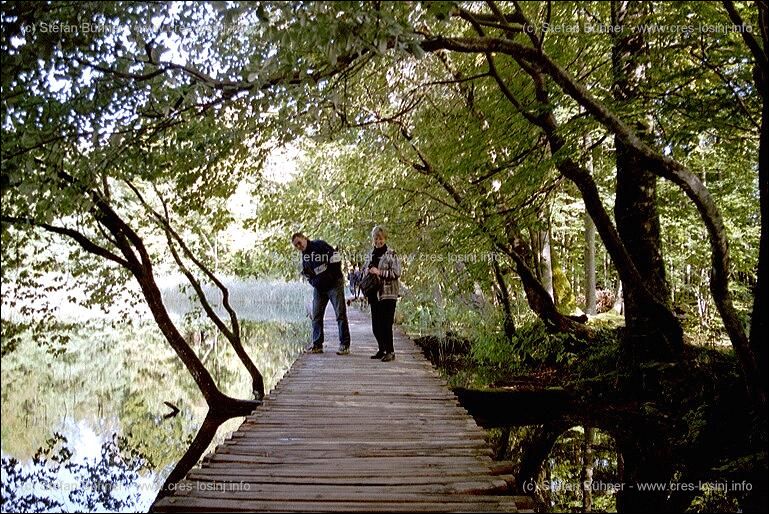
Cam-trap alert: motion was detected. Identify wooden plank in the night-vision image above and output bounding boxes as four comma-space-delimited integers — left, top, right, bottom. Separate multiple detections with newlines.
235, 423, 486, 431
218, 445, 491, 455
226, 439, 489, 448
153, 497, 521, 513
191, 466, 512, 480
242, 414, 480, 422
204, 455, 498, 468
187, 469, 515, 486
165, 479, 509, 498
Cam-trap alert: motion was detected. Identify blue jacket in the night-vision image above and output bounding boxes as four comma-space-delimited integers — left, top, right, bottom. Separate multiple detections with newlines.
300, 239, 343, 291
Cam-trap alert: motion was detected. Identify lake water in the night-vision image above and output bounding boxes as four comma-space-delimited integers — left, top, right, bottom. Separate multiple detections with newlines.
1, 282, 311, 512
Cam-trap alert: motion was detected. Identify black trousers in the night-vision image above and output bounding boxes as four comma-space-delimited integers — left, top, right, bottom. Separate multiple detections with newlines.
369, 297, 397, 354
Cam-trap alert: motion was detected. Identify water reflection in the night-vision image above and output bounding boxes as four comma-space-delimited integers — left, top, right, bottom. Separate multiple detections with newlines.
1, 299, 309, 513
2, 432, 154, 512
151, 411, 231, 508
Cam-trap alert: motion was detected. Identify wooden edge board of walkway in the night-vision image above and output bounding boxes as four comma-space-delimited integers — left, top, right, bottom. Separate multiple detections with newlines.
152, 306, 535, 513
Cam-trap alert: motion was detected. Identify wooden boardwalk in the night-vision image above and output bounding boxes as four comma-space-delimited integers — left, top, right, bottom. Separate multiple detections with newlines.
153, 306, 533, 512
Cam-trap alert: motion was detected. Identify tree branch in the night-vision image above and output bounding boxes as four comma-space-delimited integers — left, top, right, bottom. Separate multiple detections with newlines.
1, 216, 131, 269
722, 0, 769, 78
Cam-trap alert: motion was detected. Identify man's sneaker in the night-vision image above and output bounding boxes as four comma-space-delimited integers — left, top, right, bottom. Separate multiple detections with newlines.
305, 345, 323, 354
381, 352, 395, 362
370, 351, 385, 359
336, 345, 350, 355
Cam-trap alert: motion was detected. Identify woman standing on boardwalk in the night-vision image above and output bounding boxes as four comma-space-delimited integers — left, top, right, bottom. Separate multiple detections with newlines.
363, 226, 401, 362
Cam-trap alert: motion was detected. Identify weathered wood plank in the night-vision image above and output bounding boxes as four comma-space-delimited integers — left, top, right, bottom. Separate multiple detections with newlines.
216, 444, 491, 458
154, 497, 522, 513
188, 466, 512, 485
186, 469, 515, 486
165, 479, 511, 498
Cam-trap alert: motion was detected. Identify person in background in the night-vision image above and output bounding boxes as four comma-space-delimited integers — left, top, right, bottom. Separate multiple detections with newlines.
291, 232, 351, 355
362, 226, 401, 362
348, 264, 361, 299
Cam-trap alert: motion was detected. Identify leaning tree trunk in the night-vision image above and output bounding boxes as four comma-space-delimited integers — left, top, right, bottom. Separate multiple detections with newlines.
614, 422, 674, 514
408, 150, 590, 338
70, 174, 259, 418
152, 412, 228, 504
113, 235, 257, 416
585, 213, 597, 316
127, 182, 268, 401
530, 223, 554, 301
516, 423, 570, 510
501, 230, 592, 339
491, 258, 516, 341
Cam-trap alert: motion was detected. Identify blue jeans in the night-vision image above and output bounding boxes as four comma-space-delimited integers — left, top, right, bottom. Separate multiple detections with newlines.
311, 280, 351, 348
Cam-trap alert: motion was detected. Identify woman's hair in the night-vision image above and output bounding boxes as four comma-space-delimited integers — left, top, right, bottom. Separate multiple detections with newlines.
371, 225, 387, 240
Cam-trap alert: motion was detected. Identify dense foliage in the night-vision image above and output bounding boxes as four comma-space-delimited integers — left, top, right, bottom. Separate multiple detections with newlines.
2, 1, 766, 512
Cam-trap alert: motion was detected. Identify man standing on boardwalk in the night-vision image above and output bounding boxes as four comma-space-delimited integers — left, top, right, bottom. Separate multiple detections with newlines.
291, 232, 351, 355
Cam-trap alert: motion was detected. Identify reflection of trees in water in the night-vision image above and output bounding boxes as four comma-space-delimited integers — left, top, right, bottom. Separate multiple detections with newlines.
147, 321, 310, 506
151, 412, 230, 507
494, 421, 754, 513
490, 424, 620, 512
1, 433, 152, 513
148, 321, 310, 505
2, 317, 308, 512
179, 320, 308, 398
541, 426, 619, 512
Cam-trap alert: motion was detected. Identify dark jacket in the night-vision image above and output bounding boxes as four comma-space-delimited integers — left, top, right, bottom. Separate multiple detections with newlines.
300, 239, 343, 291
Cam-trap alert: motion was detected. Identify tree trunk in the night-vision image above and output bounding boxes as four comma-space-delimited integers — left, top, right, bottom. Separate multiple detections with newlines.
748, 0, 768, 412
529, 222, 555, 304
501, 232, 592, 339
610, 5, 680, 508
130, 253, 258, 416
551, 231, 575, 313
411, 154, 588, 338
613, 281, 624, 314
615, 430, 674, 514
495, 422, 571, 510
515, 423, 569, 499
538, 226, 554, 301
80, 184, 259, 417
529, 227, 543, 284
492, 258, 516, 341
753, 87, 768, 411
581, 427, 594, 512
612, 0, 682, 364
720, 0, 769, 416
152, 413, 228, 504
493, 426, 511, 461
585, 213, 597, 316
584, 138, 597, 316
159, 218, 266, 400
